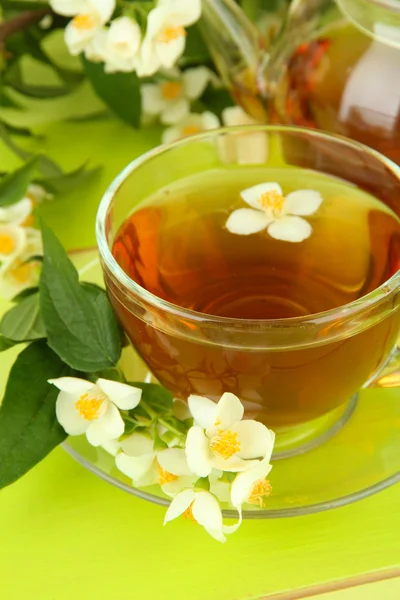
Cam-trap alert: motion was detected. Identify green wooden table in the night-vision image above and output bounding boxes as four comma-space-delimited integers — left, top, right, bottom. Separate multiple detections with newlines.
0, 118, 399, 600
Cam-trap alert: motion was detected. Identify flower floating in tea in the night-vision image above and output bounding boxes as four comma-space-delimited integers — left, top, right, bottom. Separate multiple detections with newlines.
226, 182, 323, 242
185, 392, 275, 476
49, 377, 142, 446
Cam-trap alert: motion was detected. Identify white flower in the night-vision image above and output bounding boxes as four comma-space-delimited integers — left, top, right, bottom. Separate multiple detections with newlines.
115, 432, 196, 493
185, 393, 275, 477
220, 106, 268, 165
173, 397, 192, 421
231, 458, 273, 512
137, 0, 202, 77
50, 0, 116, 56
0, 227, 42, 299
86, 17, 141, 72
49, 377, 142, 446
0, 183, 50, 228
162, 111, 220, 144
164, 489, 230, 543
0, 225, 27, 264
225, 182, 323, 243
141, 66, 210, 124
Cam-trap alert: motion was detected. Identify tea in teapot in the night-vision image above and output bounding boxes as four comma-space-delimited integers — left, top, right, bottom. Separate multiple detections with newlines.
201, 0, 400, 163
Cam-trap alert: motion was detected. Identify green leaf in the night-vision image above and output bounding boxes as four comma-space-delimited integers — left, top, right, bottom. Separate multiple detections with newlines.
39, 222, 122, 372
0, 156, 37, 207
43, 162, 102, 195
0, 124, 63, 178
0, 340, 74, 489
181, 25, 211, 65
0, 293, 46, 342
83, 57, 141, 127
0, 336, 16, 352
129, 382, 173, 416
11, 286, 39, 303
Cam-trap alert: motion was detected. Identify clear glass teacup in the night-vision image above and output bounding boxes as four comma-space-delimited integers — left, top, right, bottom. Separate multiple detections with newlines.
97, 126, 400, 456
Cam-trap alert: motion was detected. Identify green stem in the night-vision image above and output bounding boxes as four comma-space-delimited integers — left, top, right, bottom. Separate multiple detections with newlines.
158, 417, 185, 438
140, 399, 158, 420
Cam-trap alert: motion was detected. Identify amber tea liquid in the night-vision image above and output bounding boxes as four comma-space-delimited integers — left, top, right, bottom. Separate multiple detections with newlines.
110, 167, 400, 426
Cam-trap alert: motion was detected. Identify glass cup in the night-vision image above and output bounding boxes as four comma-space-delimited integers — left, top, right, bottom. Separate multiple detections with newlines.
96, 126, 400, 456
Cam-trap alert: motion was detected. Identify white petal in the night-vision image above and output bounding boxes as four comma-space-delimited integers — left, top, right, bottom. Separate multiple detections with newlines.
49, 0, 86, 16
240, 182, 282, 209
225, 208, 271, 235
185, 426, 213, 477
183, 66, 210, 99
223, 507, 243, 535
162, 475, 196, 497
192, 492, 223, 532
0, 225, 26, 262
101, 439, 120, 456
86, 402, 124, 446
96, 379, 142, 410
49, 377, 93, 394
201, 110, 220, 130
285, 189, 323, 216
141, 84, 166, 115
56, 391, 89, 436
136, 44, 161, 77
231, 460, 272, 507
115, 452, 157, 485
158, 448, 192, 476
163, 0, 202, 26
210, 479, 231, 503
88, 0, 115, 24
164, 489, 195, 524
268, 215, 312, 243
236, 132, 268, 166
0, 198, 32, 226
156, 36, 186, 69
65, 21, 97, 55
162, 126, 181, 144
85, 27, 108, 61
188, 395, 217, 428
222, 105, 255, 126
210, 455, 260, 473
120, 432, 154, 456
173, 398, 192, 421
161, 98, 189, 125
108, 16, 140, 55
213, 392, 244, 431
232, 420, 274, 460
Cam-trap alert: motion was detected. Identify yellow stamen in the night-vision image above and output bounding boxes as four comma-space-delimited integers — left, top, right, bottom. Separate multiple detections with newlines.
10, 261, 33, 283
0, 234, 15, 255
75, 392, 104, 421
248, 479, 272, 507
159, 25, 186, 43
210, 429, 240, 459
72, 14, 96, 30
214, 418, 221, 427
182, 125, 201, 136
183, 502, 197, 523
259, 190, 285, 214
161, 81, 182, 100
157, 464, 178, 485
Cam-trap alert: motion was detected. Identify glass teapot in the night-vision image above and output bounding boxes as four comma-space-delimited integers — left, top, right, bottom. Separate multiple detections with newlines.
200, 0, 400, 163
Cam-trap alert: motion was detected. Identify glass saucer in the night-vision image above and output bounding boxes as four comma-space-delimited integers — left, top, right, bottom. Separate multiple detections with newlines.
64, 249, 400, 519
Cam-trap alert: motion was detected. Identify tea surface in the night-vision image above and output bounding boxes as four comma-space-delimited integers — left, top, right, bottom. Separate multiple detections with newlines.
112, 167, 400, 320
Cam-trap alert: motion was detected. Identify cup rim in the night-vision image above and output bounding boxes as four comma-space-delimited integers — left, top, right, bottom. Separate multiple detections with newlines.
96, 124, 400, 328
